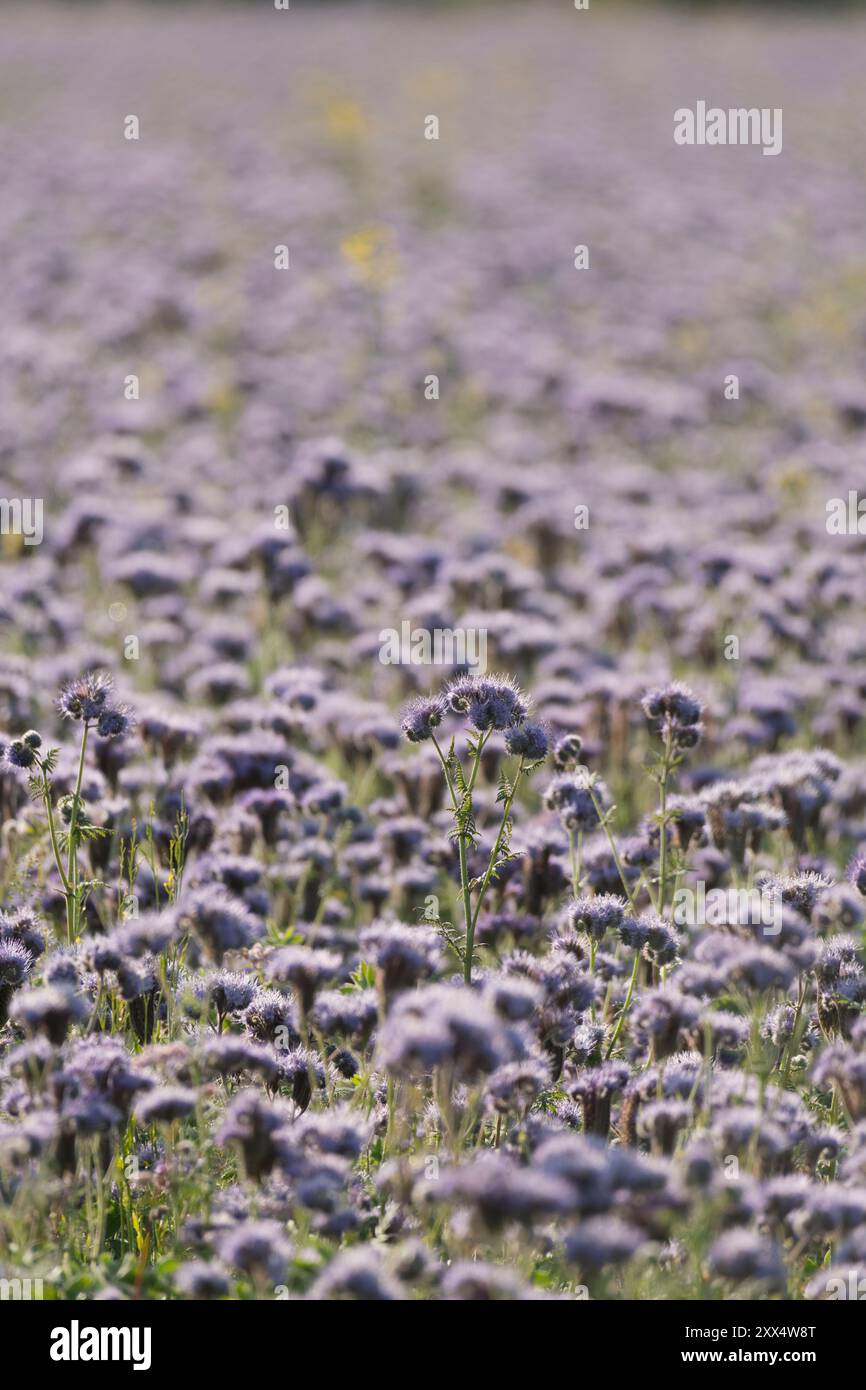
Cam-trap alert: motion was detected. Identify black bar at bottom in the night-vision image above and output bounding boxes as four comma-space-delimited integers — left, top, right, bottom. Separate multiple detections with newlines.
0, 1294, 856, 1375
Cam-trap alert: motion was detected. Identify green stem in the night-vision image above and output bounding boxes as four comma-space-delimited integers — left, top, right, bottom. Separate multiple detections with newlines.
781, 979, 806, 1087
568, 827, 582, 898
466, 737, 486, 795
67, 722, 89, 942
384, 1076, 396, 1155
459, 733, 490, 983
606, 949, 641, 1059
431, 734, 474, 973
40, 764, 70, 894
431, 731, 492, 984
431, 735, 459, 812
586, 783, 639, 914
457, 836, 474, 980
657, 726, 673, 914
465, 757, 526, 983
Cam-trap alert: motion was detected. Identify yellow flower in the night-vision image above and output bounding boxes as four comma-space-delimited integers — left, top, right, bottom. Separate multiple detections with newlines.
324, 98, 369, 144
340, 224, 398, 288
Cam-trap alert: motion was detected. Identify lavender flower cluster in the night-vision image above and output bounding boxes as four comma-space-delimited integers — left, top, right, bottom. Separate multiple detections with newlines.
1, 4, 866, 1302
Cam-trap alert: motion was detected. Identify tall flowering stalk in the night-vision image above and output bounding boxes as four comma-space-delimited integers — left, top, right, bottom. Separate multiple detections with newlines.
544, 685, 704, 1060
8, 672, 133, 944
602, 682, 704, 1054
641, 682, 704, 915
401, 674, 548, 982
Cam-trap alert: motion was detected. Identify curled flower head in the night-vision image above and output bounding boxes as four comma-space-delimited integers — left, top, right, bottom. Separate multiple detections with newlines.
446, 673, 529, 732
0, 938, 33, 1025
96, 704, 134, 740
57, 671, 115, 722
641, 681, 703, 727
505, 720, 549, 761
0, 937, 33, 988
400, 695, 445, 744
566, 894, 626, 942
641, 680, 704, 753
6, 738, 37, 769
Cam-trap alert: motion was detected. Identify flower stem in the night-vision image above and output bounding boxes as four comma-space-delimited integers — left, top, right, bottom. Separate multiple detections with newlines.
657, 725, 674, 914
466, 757, 525, 983
586, 782, 639, 915
568, 827, 583, 897
606, 949, 641, 1059
431, 731, 491, 982
39, 764, 70, 895
67, 722, 90, 942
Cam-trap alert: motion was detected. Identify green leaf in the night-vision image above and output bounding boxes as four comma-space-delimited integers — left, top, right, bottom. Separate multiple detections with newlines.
496, 772, 513, 804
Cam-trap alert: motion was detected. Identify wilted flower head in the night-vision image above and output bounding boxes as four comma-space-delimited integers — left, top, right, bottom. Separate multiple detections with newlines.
278, 1046, 327, 1114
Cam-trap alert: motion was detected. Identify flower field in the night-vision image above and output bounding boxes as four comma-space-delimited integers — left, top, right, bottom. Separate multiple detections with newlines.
2, 1, 866, 1304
